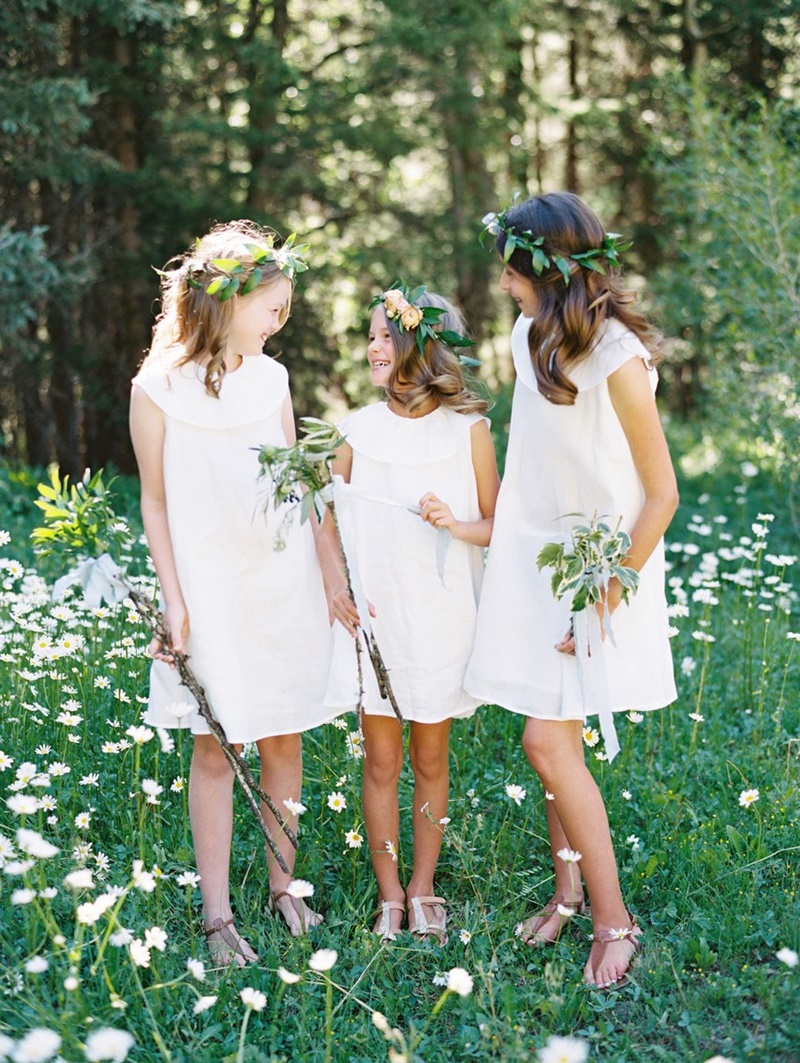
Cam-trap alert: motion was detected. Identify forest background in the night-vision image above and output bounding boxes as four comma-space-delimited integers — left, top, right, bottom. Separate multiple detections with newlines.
1, 4, 800, 1062
1, 0, 799, 507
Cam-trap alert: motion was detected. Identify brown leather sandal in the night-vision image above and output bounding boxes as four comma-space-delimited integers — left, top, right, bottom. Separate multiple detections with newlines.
586, 912, 642, 989
203, 916, 257, 966
268, 890, 324, 937
515, 895, 587, 946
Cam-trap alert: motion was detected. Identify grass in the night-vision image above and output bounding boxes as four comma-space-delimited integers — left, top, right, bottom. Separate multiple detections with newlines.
0, 436, 798, 1063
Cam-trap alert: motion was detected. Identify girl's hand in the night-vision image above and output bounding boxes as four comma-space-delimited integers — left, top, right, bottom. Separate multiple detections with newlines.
149, 602, 189, 667
330, 588, 376, 638
419, 492, 456, 531
556, 580, 623, 655
555, 621, 576, 656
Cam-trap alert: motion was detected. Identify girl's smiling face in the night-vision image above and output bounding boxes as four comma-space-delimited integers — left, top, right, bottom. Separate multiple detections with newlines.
227, 275, 292, 357
367, 306, 395, 388
499, 262, 539, 317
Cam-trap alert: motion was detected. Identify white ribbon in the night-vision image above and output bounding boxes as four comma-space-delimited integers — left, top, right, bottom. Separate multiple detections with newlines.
332, 479, 452, 584
52, 553, 129, 610
571, 606, 620, 763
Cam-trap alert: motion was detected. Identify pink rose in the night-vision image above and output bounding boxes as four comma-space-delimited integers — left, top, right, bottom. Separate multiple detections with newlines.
400, 304, 423, 329
382, 290, 405, 317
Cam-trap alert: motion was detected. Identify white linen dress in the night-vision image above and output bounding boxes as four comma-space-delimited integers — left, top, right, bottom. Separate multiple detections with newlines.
324, 402, 486, 723
132, 354, 335, 743
464, 314, 676, 720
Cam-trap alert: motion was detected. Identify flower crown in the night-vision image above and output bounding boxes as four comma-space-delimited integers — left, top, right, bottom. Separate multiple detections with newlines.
481, 208, 630, 286
369, 281, 476, 360
183, 233, 310, 302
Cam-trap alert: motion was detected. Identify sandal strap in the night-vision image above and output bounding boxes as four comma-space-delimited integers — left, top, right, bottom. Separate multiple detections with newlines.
591, 915, 642, 946
408, 896, 447, 935
374, 899, 405, 941
204, 916, 235, 939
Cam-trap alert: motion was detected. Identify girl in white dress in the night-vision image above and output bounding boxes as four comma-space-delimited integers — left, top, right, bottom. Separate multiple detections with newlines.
325, 285, 500, 943
465, 193, 678, 989
129, 221, 334, 962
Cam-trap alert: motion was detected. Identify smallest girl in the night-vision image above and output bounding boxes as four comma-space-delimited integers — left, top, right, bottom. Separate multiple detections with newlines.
324, 285, 500, 943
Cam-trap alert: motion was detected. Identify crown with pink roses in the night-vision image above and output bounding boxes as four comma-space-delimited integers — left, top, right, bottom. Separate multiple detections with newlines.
369, 281, 476, 359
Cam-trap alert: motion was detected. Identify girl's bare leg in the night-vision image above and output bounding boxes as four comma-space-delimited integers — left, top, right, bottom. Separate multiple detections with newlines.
190, 734, 257, 965
406, 719, 451, 932
257, 732, 322, 935
361, 714, 406, 935
516, 795, 586, 944
522, 718, 638, 986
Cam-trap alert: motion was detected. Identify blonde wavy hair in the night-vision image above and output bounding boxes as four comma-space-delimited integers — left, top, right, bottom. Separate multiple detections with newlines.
144, 220, 293, 397
380, 292, 488, 417
498, 192, 661, 406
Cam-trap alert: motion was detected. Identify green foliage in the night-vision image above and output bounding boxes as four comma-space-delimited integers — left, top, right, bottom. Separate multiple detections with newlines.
31, 466, 133, 561
257, 418, 343, 526
537, 516, 640, 613
0, 443, 798, 1060
653, 92, 800, 498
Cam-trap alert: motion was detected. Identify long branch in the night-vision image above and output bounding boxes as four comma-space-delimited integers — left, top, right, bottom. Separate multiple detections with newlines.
125, 585, 297, 871
327, 499, 403, 725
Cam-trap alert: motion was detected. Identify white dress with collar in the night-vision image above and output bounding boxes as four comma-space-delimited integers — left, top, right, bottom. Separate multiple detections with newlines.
464, 315, 676, 720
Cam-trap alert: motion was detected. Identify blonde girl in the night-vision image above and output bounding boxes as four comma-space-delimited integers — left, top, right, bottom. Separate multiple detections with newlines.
130, 220, 334, 963
324, 285, 500, 943
466, 193, 678, 989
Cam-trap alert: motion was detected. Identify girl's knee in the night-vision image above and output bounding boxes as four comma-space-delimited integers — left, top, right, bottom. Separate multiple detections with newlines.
521, 722, 580, 779
363, 740, 403, 786
260, 733, 302, 763
191, 735, 233, 779
408, 737, 448, 781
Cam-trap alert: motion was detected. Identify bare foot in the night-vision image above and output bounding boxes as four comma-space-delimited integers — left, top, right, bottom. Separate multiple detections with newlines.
515, 895, 586, 945
204, 917, 258, 967
585, 917, 641, 988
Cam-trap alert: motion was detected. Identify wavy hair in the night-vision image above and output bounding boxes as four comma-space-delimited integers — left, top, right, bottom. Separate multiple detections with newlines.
498, 192, 661, 405
380, 292, 488, 417
144, 220, 292, 397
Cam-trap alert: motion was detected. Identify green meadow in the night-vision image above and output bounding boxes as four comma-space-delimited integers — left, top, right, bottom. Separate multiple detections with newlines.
0, 431, 798, 1063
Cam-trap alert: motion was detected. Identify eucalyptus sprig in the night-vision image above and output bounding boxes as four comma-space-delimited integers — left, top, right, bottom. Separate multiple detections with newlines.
30, 468, 295, 872
256, 418, 404, 724
257, 417, 343, 526
536, 515, 640, 614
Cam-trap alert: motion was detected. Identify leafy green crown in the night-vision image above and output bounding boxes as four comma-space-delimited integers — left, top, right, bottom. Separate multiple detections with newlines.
181, 233, 310, 302
481, 208, 630, 286
369, 281, 476, 360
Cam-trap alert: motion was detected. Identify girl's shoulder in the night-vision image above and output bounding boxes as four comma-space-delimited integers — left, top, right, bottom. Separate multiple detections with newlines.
571, 319, 654, 393
132, 355, 288, 428
338, 402, 479, 466
511, 314, 654, 395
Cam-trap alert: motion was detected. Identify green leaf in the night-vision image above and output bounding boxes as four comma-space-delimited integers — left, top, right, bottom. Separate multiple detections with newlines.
212, 258, 243, 272
537, 542, 564, 570
217, 277, 240, 302
532, 248, 549, 274
240, 268, 262, 295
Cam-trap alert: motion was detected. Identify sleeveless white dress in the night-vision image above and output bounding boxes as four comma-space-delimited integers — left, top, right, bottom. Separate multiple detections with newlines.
464, 314, 676, 720
324, 402, 485, 723
132, 354, 335, 743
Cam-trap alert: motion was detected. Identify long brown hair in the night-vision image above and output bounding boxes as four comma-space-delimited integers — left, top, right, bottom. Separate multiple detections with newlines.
381, 292, 488, 416
498, 192, 661, 405
144, 220, 292, 397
